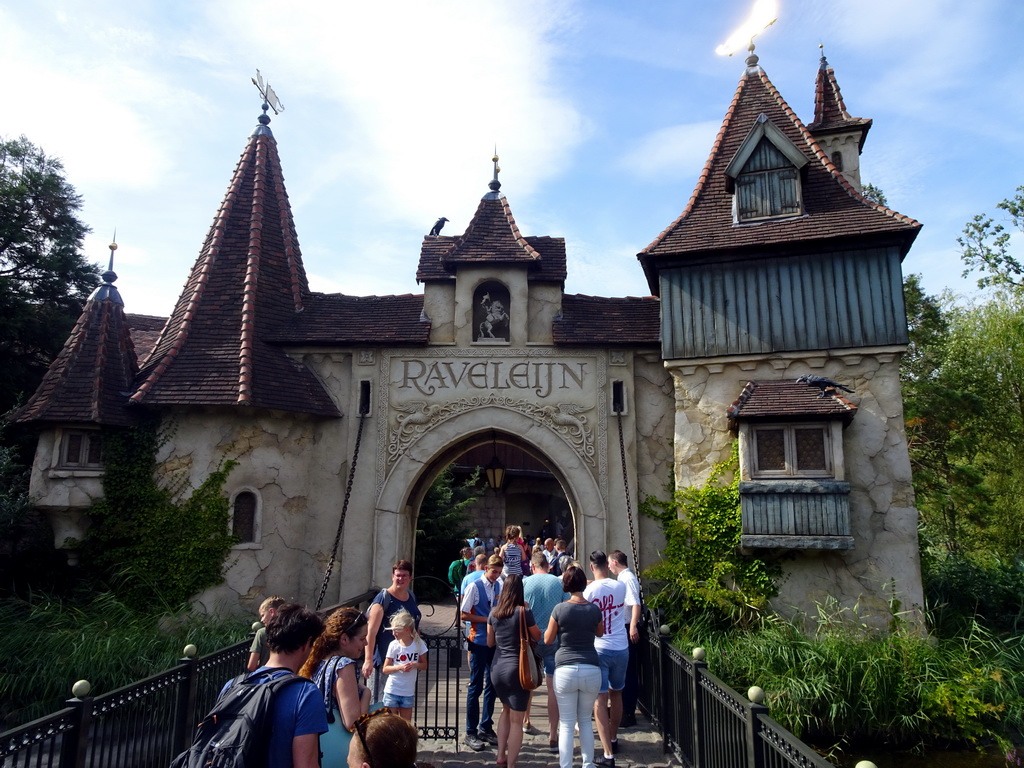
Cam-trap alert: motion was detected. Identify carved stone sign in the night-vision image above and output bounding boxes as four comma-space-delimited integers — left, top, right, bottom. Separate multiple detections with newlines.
379, 350, 606, 483
395, 358, 589, 399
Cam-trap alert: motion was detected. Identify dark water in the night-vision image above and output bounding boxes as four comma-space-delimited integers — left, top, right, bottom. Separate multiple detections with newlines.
834, 747, 1005, 768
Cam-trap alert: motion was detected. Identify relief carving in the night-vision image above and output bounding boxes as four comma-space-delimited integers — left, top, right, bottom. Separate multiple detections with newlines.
388, 394, 596, 467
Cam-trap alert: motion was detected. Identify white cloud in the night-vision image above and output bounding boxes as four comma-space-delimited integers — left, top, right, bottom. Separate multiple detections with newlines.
616, 121, 720, 182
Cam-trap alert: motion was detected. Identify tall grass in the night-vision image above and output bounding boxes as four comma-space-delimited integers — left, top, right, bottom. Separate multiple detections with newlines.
0, 592, 250, 729
677, 603, 1024, 751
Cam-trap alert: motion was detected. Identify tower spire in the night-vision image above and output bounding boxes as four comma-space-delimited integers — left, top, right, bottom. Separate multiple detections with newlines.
485, 149, 502, 200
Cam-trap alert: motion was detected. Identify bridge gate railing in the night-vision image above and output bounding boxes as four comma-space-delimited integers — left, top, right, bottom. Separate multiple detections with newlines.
637, 610, 834, 768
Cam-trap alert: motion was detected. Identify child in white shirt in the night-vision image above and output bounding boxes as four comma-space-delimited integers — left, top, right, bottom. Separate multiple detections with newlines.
381, 609, 428, 721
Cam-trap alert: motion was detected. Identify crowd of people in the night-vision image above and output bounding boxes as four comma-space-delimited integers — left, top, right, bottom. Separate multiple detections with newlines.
191, 533, 642, 768
453, 526, 643, 768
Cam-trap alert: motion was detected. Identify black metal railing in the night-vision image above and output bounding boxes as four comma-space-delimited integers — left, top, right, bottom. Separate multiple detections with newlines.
0, 592, 377, 768
638, 611, 834, 768
414, 633, 462, 741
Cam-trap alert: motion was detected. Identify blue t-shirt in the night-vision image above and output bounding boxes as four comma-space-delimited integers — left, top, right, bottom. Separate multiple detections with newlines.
369, 589, 421, 667
523, 572, 567, 632
219, 667, 327, 768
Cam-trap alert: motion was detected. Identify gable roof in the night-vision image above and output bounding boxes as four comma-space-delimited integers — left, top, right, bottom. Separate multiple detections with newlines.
553, 294, 660, 346
130, 116, 338, 417
638, 55, 920, 292
727, 379, 857, 424
12, 268, 140, 427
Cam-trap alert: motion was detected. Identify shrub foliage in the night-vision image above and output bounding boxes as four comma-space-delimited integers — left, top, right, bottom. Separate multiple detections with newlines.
642, 444, 779, 628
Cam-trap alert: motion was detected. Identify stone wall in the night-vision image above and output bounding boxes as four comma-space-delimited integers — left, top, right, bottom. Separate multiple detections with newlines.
666, 346, 923, 625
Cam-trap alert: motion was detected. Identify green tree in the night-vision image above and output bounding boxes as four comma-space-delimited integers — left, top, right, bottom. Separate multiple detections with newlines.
959, 185, 1024, 289
0, 136, 100, 414
861, 182, 888, 207
942, 293, 1024, 554
901, 276, 989, 554
414, 467, 480, 600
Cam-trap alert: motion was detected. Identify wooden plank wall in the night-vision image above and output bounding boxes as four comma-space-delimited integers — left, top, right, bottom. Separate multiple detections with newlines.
660, 247, 907, 359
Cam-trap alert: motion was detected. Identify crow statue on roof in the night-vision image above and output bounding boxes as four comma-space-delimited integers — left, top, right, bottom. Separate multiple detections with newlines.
796, 375, 855, 398
428, 217, 449, 237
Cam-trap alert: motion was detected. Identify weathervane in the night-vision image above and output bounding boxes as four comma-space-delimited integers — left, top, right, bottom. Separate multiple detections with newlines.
251, 69, 285, 116
715, 0, 778, 60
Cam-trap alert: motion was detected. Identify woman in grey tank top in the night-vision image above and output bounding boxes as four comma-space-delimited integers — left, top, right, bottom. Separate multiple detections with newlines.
544, 565, 605, 768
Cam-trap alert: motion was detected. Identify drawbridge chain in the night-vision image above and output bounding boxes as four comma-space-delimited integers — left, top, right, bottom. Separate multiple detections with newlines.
316, 413, 367, 611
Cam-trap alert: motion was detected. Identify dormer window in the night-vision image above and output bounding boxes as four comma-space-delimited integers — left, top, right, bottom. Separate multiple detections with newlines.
726, 115, 808, 224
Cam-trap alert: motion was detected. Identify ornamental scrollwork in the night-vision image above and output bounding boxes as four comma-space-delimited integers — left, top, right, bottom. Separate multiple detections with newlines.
388, 395, 595, 467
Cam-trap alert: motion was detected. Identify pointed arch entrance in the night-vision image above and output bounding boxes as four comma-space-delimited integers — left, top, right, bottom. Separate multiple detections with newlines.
371, 406, 606, 587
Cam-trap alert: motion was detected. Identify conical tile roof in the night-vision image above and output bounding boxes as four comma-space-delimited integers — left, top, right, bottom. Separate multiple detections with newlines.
807, 54, 872, 138
12, 261, 140, 426
130, 116, 338, 417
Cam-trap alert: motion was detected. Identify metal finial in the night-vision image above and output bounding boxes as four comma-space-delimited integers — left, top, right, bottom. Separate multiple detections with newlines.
489, 150, 501, 193
102, 232, 118, 284
251, 69, 285, 120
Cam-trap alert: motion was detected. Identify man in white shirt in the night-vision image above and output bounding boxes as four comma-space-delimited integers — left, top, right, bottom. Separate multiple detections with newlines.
610, 549, 642, 728
584, 550, 627, 767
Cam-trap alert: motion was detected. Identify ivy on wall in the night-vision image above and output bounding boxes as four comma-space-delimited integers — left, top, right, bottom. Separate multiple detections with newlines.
85, 416, 237, 611
642, 443, 779, 628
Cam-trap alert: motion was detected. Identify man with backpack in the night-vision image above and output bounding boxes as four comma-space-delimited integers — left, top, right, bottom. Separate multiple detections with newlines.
172, 603, 327, 768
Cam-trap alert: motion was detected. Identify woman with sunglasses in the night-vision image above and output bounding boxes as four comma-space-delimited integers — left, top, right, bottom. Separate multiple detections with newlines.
487, 573, 541, 768
348, 709, 419, 768
300, 607, 371, 768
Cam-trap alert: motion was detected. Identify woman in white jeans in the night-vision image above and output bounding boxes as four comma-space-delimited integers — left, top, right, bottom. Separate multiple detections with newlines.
545, 564, 606, 768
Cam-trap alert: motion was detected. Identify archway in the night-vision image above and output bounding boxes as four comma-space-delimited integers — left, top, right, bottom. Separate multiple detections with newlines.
372, 406, 606, 587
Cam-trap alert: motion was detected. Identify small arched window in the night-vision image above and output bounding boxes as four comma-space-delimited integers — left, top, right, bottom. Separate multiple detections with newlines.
232, 491, 258, 544
831, 151, 844, 172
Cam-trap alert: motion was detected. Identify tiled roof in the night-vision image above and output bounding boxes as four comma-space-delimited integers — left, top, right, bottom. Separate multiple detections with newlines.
131, 119, 338, 417
416, 187, 566, 284
266, 293, 430, 345
638, 58, 920, 291
727, 379, 857, 423
12, 278, 140, 427
418, 234, 566, 283
553, 294, 660, 346
126, 314, 167, 362
807, 55, 872, 137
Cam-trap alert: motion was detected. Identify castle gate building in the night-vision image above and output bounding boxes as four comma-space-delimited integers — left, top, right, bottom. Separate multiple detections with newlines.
15, 52, 924, 620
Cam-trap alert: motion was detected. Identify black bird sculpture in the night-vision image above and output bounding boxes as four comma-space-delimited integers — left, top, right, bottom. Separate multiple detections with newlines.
796, 375, 855, 398
429, 217, 449, 237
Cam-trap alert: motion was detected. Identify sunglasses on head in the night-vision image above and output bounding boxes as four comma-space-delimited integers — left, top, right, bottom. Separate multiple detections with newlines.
351, 707, 392, 768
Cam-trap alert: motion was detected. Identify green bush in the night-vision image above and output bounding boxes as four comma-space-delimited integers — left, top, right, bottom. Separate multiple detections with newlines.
924, 552, 1024, 637
677, 605, 1024, 752
0, 592, 249, 729
641, 444, 779, 629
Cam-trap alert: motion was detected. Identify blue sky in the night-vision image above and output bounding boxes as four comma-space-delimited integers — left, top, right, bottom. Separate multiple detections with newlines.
3, 0, 1021, 316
